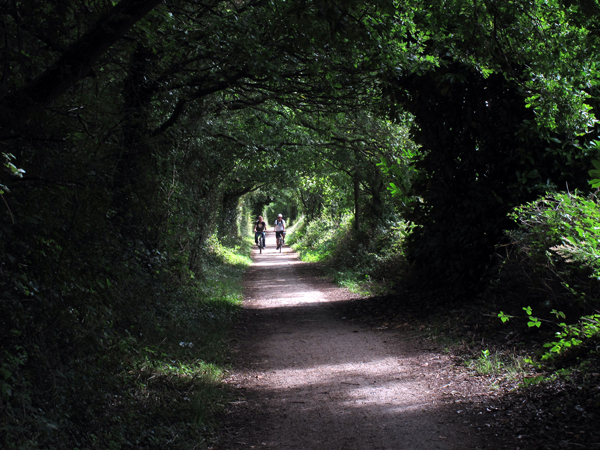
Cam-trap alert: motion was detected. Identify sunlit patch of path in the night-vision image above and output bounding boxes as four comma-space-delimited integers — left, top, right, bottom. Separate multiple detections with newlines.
222, 231, 486, 450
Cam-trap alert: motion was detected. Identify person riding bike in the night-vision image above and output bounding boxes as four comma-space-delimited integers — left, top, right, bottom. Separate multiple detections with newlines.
254, 215, 267, 248
274, 213, 286, 249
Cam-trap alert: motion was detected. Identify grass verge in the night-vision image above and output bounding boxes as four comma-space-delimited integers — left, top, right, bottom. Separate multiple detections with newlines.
287, 214, 408, 297
115, 237, 253, 449
4, 237, 254, 450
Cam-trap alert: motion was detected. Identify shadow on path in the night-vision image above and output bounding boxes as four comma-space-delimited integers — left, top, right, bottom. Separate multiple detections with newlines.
220, 232, 496, 449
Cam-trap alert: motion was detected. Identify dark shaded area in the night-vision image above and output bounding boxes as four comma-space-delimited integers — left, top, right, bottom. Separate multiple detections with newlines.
2, 1, 600, 448
387, 62, 594, 295
341, 288, 600, 450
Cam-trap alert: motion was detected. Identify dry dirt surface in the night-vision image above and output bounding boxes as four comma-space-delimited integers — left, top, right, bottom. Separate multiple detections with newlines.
219, 232, 508, 449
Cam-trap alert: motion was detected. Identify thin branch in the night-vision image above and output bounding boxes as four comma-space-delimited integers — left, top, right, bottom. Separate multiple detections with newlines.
1, 193, 14, 224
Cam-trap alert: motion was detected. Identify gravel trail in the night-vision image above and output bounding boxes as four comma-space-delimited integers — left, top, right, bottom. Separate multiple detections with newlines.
220, 232, 499, 449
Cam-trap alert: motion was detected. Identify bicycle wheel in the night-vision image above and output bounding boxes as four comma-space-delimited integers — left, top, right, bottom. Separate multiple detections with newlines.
258, 234, 262, 254
279, 236, 282, 252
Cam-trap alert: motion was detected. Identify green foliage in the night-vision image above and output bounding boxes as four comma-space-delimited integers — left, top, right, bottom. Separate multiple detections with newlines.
510, 191, 600, 295
485, 190, 600, 386
523, 306, 542, 328
396, 58, 596, 293
380, 0, 600, 293
0, 234, 249, 449
392, 0, 600, 136
287, 214, 340, 263
498, 311, 512, 324
467, 349, 529, 379
541, 313, 600, 362
490, 191, 600, 372
589, 159, 600, 188
4, 0, 600, 444
498, 306, 600, 368
289, 212, 410, 294
487, 193, 600, 337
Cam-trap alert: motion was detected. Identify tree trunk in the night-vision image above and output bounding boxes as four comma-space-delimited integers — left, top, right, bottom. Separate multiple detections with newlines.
353, 147, 361, 230
353, 170, 360, 231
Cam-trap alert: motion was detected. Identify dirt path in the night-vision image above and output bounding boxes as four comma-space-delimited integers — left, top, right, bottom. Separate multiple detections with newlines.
220, 232, 502, 449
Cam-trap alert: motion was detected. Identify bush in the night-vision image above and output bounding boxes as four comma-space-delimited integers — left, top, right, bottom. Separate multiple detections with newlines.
505, 191, 600, 310
289, 213, 410, 293
489, 191, 600, 369
0, 235, 250, 450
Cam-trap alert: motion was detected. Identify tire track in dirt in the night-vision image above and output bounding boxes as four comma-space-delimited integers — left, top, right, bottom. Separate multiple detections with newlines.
220, 232, 497, 449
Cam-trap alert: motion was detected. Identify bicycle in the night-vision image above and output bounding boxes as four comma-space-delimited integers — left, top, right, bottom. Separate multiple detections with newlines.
257, 232, 265, 254
277, 232, 285, 253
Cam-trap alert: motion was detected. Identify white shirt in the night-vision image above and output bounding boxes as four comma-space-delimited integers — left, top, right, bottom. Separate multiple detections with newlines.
274, 219, 285, 231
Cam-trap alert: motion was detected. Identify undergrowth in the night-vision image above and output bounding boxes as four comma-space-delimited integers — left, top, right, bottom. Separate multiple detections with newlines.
289, 191, 600, 381
287, 213, 410, 295
410, 191, 600, 447
488, 191, 600, 369
466, 349, 530, 381
290, 191, 600, 448
0, 236, 252, 450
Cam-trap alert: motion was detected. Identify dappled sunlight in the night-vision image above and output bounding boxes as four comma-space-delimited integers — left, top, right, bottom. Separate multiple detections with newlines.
251, 251, 300, 266
249, 233, 300, 265
234, 352, 471, 448
250, 256, 304, 268
244, 249, 348, 306
243, 289, 346, 307
244, 296, 356, 310
268, 357, 412, 387
264, 358, 430, 414
250, 293, 328, 306
228, 234, 485, 449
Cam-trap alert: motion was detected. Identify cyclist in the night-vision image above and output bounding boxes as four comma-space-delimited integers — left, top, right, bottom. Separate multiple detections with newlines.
274, 213, 286, 249
254, 215, 267, 248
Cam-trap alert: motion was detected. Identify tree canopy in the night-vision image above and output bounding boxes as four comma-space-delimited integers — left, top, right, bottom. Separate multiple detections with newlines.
2, 0, 600, 447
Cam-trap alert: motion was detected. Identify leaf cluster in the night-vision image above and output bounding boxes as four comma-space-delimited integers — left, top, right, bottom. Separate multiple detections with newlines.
511, 191, 600, 285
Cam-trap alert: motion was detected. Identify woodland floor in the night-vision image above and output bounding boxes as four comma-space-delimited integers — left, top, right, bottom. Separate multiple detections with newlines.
217, 232, 516, 449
